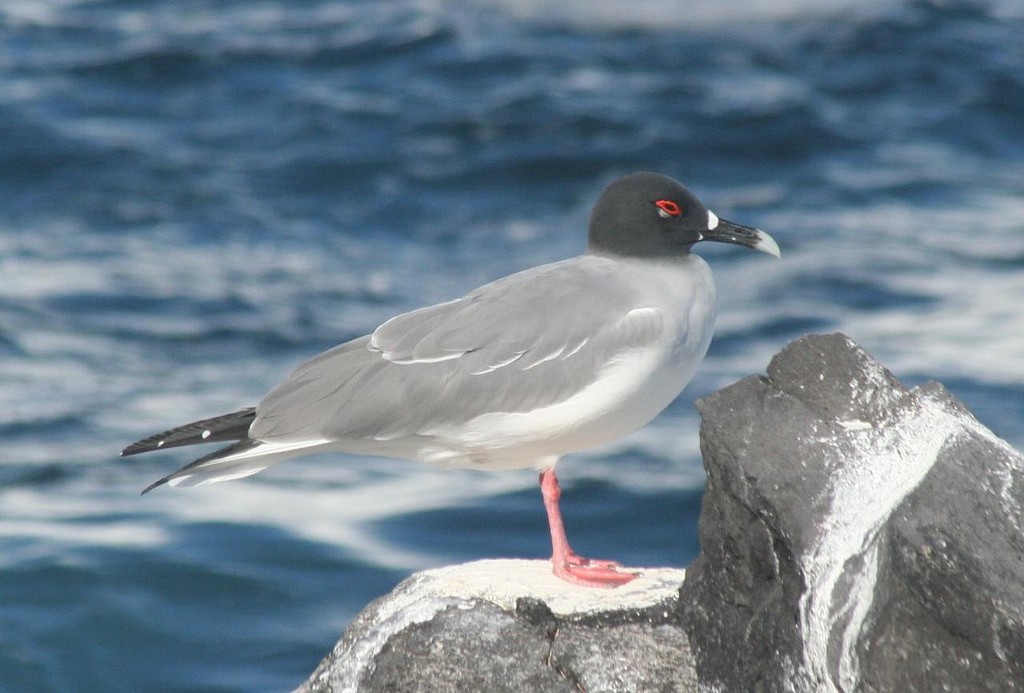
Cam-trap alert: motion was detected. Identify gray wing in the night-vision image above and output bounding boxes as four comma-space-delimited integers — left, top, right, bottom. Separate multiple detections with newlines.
250, 256, 667, 443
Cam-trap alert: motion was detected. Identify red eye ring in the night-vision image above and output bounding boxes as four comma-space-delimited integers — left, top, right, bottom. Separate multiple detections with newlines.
655, 199, 681, 217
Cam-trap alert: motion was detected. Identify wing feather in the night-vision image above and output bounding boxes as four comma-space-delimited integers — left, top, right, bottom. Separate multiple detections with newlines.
249, 256, 670, 445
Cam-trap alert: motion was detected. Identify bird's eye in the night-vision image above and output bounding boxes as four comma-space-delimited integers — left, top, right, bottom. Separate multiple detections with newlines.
655, 199, 682, 218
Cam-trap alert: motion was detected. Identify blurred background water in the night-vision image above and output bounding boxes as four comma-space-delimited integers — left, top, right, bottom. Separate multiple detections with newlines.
2, 0, 1023, 690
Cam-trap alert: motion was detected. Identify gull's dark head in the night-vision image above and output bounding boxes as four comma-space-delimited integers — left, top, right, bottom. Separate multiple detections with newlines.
587, 172, 780, 260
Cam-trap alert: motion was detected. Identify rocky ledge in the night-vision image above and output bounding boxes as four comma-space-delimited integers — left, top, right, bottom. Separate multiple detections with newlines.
294, 333, 1024, 693
294, 561, 693, 693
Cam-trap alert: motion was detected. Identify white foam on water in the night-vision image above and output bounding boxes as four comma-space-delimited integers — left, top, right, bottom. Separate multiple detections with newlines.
7, 0, 1019, 35
146, 462, 537, 570
458, 0, 898, 30
736, 191, 1024, 395
0, 487, 171, 568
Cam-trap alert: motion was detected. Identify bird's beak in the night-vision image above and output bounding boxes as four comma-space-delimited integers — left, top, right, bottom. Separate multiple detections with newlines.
701, 213, 781, 258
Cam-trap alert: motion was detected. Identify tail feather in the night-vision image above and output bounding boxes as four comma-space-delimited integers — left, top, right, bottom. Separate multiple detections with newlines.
121, 407, 257, 457
138, 437, 332, 495
141, 439, 264, 495
124, 407, 330, 495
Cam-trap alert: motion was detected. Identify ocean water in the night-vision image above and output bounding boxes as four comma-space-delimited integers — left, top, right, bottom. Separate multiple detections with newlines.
2, 0, 1023, 690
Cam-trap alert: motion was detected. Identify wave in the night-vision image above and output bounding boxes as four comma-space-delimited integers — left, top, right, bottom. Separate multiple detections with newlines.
461, 0, 897, 29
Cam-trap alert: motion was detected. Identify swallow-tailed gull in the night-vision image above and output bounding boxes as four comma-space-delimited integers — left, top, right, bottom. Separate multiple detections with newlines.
122, 171, 780, 587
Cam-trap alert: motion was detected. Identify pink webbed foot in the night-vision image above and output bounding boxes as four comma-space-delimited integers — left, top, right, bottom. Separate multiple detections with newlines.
539, 467, 639, 588
553, 553, 638, 588
565, 551, 620, 570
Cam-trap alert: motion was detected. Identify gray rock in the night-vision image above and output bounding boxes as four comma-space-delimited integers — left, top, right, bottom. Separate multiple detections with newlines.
296, 333, 1024, 693
293, 560, 695, 693
682, 332, 1024, 692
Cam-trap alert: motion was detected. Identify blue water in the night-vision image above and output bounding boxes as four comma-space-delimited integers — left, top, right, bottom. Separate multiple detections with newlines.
3, 0, 1024, 690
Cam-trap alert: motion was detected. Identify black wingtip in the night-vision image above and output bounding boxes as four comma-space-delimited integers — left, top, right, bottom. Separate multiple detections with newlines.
122, 428, 176, 457
121, 407, 257, 457
122, 435, 171, 457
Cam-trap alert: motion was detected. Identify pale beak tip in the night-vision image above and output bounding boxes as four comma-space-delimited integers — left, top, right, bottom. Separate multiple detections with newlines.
754, 231, 782, 259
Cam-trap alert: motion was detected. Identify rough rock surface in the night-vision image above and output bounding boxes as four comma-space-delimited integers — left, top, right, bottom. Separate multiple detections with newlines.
682, 332, 1024, 692
296, 333, 1024, 693
293, 560, 694, 693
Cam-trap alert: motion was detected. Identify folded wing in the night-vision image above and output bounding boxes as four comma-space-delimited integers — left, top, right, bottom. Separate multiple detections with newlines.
251, 256, 668, 443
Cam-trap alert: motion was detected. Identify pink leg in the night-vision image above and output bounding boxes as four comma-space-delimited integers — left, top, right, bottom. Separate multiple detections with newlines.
539, 468, 637, 588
